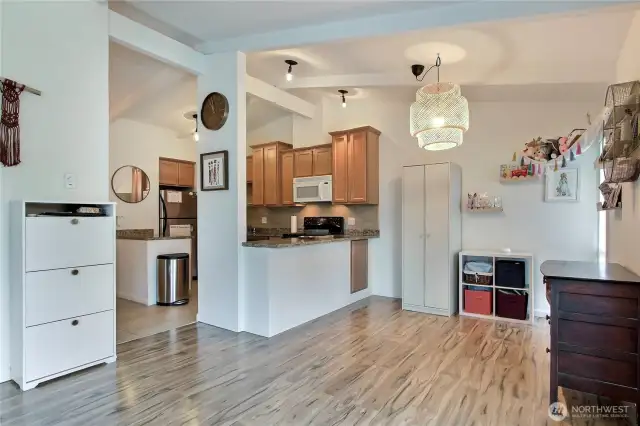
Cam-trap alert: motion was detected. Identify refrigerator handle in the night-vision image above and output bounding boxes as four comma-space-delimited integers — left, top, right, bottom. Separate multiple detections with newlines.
160, 192, 168, 237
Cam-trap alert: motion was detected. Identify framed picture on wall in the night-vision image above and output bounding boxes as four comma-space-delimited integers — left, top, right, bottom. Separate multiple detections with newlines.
200, 150, 229, 191
545, 167, 579, 202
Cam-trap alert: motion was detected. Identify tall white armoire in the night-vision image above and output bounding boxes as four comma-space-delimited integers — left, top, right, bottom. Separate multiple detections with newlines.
402, 162, 461, 316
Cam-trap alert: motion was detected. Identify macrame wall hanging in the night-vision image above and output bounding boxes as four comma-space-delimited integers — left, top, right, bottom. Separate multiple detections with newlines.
0, 79, 26, 167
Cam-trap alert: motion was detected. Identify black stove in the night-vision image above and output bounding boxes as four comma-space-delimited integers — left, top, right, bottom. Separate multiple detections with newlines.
282, 216, 345, 238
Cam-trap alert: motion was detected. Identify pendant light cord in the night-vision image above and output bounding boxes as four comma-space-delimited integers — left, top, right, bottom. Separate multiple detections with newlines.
416, 54, 441, 82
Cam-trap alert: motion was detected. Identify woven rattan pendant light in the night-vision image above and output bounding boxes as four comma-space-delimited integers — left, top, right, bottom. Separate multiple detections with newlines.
410, 55, 469, 151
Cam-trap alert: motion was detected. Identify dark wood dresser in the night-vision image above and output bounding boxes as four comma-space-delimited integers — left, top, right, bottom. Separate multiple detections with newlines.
542, 260, 640, 405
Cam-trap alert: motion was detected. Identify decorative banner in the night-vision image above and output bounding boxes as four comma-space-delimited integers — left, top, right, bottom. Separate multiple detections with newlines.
576, 142, 582, 155
561, 156, 567, 168
570, 150, 576, 161
512, 152, 517, 162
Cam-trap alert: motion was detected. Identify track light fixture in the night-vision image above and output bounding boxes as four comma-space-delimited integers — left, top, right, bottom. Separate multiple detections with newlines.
285, 59, 298, 82
338, 90, 348, 108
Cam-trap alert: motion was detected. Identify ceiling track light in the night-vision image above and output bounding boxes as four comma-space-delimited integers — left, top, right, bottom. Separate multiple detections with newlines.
338, 89, 348, 108
285, 59, 298, 82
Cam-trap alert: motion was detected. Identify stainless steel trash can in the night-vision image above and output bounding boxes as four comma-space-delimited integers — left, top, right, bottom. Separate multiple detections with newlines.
157, 253, 189, 305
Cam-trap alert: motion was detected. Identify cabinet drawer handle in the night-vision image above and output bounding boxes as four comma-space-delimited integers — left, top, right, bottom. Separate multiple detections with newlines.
71, 320, 79, 326
70, 218, 79, 225
71, 269, 79, 276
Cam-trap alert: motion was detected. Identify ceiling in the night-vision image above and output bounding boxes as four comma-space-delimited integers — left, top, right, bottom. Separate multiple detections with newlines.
246, 5, 638, 95
109, 1, 448, 48
110, 42, 290, 135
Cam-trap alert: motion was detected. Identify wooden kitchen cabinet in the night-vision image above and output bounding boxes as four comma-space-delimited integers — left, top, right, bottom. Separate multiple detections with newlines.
250, 142, 292, 206
294, 150, 313, 178
330, 126, 380, 204
159, 158, 195, 187
177, 162, 195, 187
281, 151, 294, 205
246, 156, 253, 183
312, 145, 332, 176
351, 240, 368, 293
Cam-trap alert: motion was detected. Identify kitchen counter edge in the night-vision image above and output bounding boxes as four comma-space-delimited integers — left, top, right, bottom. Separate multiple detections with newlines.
242, 235, 379, 248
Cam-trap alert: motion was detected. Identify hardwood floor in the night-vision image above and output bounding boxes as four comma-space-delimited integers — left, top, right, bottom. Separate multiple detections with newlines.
0, 297, 633, 425
116, 281, 198, 344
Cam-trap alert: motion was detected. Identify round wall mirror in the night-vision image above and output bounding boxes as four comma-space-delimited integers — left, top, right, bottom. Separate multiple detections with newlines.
111, 166, 150, 203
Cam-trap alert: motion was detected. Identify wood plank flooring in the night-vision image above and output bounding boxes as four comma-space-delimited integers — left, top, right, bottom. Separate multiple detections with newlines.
0, 297, 633, 425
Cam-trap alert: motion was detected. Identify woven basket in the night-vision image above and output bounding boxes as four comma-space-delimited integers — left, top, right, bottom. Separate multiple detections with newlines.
463, 272, 492, 285
603, 157, 640, 183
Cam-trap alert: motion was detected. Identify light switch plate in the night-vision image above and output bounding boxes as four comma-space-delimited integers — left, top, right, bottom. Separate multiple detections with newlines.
348, 217, 356, 226
64, 173, 76, 189
261, 217, 268, 224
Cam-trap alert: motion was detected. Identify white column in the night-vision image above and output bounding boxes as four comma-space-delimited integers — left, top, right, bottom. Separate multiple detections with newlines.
196, 52, 247, 332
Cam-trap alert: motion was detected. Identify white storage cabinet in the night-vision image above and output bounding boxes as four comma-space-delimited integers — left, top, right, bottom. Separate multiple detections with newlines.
10, 201, 116, 391
401, 162, 462, 316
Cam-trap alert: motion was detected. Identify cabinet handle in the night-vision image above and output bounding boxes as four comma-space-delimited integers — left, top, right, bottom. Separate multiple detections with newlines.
71, 320, 79, 326
71, 269, 79, 276
546, 347, 550, 354
70, 218, 79, 225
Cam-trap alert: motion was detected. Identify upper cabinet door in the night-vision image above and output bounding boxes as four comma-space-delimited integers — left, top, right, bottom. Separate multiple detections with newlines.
332, 134, 348, 203
347, 131, 368, 203
294, 149, 313, 178
312, 146, 332, 176
252, 148, 264, 206
159, 160, 179, 186
263, 145, 279, 205
281, 151, 294, 205
246, 157, 253, 183
177, 162, 195, 187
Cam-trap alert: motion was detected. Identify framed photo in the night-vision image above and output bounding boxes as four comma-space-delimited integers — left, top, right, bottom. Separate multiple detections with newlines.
545, 167, 579, 202
200, 150, 229, 191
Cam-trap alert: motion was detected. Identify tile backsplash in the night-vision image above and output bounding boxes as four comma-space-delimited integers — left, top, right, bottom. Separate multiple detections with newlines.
247, 204, 378, 231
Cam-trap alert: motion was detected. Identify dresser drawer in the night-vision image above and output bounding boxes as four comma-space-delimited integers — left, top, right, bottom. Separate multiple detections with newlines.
25, 217, 114, 272
24, 311, 114, 382
559, 292, 637, 318
558, 350, 637, 388
559, 319, 637, 353
25, 265, 114, 327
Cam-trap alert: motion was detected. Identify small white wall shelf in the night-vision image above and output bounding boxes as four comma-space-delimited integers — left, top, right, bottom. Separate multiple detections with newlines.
500, 176, 540, 183
466, 207, 504, 213
459, 250, 534, 324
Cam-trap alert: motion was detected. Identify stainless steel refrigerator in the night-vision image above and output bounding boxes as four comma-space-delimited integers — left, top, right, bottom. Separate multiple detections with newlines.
159, 189, 197, 279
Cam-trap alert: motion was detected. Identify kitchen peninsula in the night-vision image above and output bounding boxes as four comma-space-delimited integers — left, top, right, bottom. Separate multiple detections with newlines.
243, 234, 376, 337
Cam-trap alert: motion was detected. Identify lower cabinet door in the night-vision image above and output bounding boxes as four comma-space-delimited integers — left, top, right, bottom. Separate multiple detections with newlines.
25, 310, 114, 382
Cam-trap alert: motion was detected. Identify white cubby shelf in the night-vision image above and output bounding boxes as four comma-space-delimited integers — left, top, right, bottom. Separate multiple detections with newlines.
459, 250, 535, 324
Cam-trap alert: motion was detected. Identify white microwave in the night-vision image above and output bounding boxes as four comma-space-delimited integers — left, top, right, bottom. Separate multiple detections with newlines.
293, 175, 333, 203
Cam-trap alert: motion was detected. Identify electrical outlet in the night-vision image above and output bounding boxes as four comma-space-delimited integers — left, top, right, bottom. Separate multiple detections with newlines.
64, 173, 76, 189
261, 217, 268, 224
348, 217, 356, 226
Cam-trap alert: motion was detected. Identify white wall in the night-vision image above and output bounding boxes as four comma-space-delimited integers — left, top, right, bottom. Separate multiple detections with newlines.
109, 118, 196, 233
0, 1, 109, 382
608, 11, 640, 274
320, 96, 600, 315
247, 114, 292, 147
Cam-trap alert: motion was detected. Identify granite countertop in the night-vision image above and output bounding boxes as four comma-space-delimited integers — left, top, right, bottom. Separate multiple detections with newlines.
242, 234, 379, 248
116, 229, 191, 241
117, 235, 192, 241
541, 260, 640, 284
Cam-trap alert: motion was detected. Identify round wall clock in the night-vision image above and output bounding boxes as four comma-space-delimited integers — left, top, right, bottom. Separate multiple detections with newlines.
201, 92, 229, 130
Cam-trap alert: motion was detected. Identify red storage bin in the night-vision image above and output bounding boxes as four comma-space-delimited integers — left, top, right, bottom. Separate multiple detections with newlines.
464, 289, 492, 315
496, 290, 528, 320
